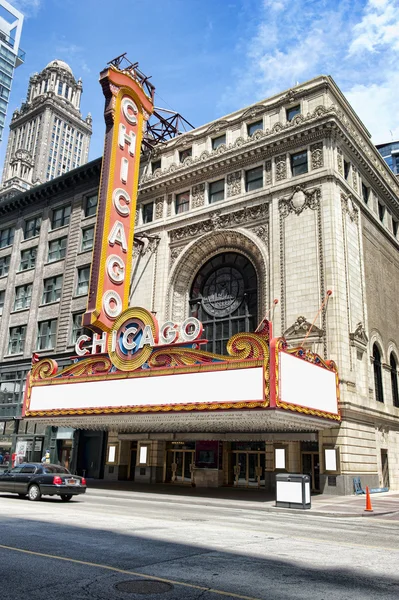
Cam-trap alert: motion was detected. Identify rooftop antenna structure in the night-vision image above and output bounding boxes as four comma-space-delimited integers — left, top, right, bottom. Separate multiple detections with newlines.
107, 53, 194, 152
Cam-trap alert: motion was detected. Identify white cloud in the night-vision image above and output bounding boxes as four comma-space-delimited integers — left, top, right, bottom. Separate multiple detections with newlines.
221, 0, 399, 144
349, 0, 399, 54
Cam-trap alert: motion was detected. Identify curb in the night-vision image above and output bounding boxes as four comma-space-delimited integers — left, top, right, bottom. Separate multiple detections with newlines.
86, 488, 399, 519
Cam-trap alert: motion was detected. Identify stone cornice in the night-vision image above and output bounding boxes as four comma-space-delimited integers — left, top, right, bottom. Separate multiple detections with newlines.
139, 104, 399, 215
11, 96, 91, 131
0, 158, 102, 216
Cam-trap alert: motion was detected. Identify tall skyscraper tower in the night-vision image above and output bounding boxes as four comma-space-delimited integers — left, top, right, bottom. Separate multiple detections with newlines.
0, 0, 24, 142
1, 59, 92, 197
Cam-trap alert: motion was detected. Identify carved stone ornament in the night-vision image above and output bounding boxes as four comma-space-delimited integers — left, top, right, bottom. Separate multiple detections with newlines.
240, 104, 267, 121
192, 183, 205, 208
352, 166, 358, 193
310, 142, 323, 170
265, 160, 272, 185
169, 246, 184, 269
275, 154, 287, 181
227, 171, 241, 197
205, 119, 229, 135
155, 196, 164, 219
337, 148, 344, 176
279, 185, 320, 217
251, 224, 269, 245
350, 322, 368, 353
341, 193, 358, 223
283, 316, 323, 341
280, 89, 304, 105
166, 193, 172, 217
169, 202, 269, 242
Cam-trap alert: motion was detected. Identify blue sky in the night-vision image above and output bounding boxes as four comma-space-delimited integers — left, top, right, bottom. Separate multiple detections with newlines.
3, 0, 399, 168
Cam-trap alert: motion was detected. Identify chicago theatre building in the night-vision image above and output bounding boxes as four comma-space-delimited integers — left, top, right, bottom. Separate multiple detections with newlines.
1, 72, 399, 495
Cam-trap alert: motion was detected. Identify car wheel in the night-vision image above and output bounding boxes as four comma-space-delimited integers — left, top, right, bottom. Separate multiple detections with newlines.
18, 493, 27, 498
28, 484, 41, 501
60, 495, 72, 502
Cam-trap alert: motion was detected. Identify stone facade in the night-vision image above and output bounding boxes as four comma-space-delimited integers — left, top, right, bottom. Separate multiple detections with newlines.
130, 75, 399, 493
1, 75, 398, 493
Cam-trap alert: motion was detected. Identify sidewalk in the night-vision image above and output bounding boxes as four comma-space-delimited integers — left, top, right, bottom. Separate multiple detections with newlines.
85, 479, 399, 519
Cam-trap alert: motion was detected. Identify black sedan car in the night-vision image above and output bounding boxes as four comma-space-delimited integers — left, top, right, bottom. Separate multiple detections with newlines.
0, 463, 87, 501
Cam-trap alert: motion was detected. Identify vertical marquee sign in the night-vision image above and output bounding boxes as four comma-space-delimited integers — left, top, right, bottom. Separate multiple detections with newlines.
83, 64, 154, 332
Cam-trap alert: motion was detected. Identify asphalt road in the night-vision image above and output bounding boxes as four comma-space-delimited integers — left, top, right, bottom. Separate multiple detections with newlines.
0, 488, 398, 600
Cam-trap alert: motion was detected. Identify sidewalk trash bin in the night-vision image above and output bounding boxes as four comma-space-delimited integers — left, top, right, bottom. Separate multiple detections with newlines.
275, 473, 311, 509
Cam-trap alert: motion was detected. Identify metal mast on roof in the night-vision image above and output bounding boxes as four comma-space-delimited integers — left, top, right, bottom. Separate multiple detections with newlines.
107, 54, 194, 151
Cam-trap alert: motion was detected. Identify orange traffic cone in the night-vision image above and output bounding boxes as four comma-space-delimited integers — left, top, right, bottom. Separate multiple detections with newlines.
364, 486, 373, 512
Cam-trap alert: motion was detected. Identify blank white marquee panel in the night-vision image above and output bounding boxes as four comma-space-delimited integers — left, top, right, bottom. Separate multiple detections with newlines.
28, 367, 264, 413
279, 352, 338, 415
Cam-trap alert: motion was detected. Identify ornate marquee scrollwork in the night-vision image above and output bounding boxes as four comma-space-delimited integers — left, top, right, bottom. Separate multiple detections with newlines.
31, 357, 113, 381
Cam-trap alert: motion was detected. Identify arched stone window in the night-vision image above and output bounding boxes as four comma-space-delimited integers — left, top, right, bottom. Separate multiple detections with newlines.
373, 343, 384, 403
190, 252, 258, 355
390, 353, 399, 408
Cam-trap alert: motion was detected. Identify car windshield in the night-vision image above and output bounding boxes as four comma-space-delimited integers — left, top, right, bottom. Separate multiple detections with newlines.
42, 466, 70, 474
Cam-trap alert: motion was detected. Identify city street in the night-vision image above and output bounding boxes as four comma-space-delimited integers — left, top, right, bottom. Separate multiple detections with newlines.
1, 488, 398, 600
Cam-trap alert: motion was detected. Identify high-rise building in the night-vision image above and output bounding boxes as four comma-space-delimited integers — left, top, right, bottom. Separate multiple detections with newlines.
0, 59, 92, 197
376, 141, 399, 176
0, 0, 24, 142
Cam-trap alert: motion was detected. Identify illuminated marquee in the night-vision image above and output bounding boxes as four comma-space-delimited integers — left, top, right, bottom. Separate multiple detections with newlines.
83, 65, 154, 332
77, 307, 204, 371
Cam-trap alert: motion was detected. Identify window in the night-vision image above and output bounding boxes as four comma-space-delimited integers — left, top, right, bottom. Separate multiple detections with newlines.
247, 120, 263, 137
51, 205, 71, 229
361, 182, 369, 204
0, 254, 10, 277
286, 105, 300, 121
84, 194, 98, 217
8, 326, 26, 355
76, 267, 90, 296
245, 166, 263, 192
0, 289, 4, 315
19, 247, 37, 271
393, 219, 399, 238
42, 275, 63, 304
344, 160, 350, 180
0, 226, 14, 248
209, 179, 225, 203
0, 371, 24, 406
37, 320, 57, 350
212, 134, 226, 150
81, 226, 94, 251
48, 237, 67, 262
391, 354, 399, 408
175, 191, 190, 214
291, 151, 308, 176
24, 216, 41, 239
70, 312, 91, 345
151, 159, 161, 173
179, 148, 192, 163
14, 284, 32, 311
373, 344, 384, 403
378, 202, 385, 223
190, 252, 257, 355
142, 202, 154, 224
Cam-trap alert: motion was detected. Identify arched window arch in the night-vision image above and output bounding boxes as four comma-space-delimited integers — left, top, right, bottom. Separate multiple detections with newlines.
390, 353, 399, 408
190, 252, 258, 355
373, 343, 384, 403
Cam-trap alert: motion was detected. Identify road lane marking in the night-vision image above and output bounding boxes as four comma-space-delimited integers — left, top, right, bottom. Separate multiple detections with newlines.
0, 544, 261, 600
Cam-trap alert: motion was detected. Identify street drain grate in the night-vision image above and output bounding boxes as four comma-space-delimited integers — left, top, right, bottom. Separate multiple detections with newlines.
115, 580, 174, 594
